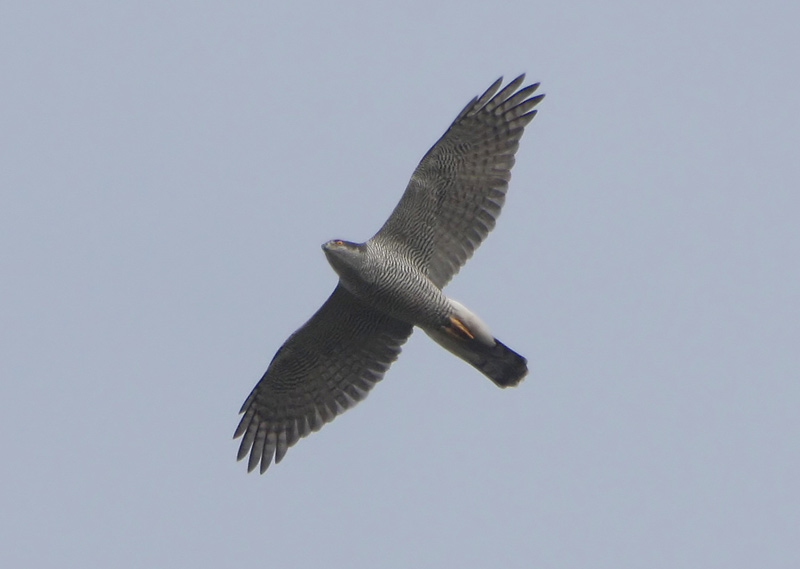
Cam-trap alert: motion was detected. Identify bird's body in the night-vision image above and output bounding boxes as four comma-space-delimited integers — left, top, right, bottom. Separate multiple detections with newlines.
323, 239, 450, 329
235, 75, 544, 473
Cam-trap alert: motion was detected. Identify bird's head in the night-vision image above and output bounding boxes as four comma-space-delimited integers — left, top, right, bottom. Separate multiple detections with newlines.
322, 239, 366, 281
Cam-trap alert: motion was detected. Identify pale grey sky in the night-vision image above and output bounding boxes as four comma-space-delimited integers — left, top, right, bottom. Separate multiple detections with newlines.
1, 2, 798, 567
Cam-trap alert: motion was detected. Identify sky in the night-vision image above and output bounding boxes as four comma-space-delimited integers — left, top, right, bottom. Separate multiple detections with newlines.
1, 1, 798, 567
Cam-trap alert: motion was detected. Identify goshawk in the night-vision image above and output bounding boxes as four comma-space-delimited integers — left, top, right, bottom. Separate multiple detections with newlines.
235, 75, 544, 473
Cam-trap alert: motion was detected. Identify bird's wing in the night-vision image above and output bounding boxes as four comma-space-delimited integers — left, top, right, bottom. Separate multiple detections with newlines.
372, 75, 543, 288
234, 284, 413, 473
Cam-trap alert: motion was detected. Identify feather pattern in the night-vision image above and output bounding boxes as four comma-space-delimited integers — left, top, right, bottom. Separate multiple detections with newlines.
234, 285, 412, 473
234, 77, 542, 473
373, 75, 543, 287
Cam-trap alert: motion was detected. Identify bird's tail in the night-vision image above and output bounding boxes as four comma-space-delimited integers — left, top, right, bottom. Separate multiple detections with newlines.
424, 300, 528, 387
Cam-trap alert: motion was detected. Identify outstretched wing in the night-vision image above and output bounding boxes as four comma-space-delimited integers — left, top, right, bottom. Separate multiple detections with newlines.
372, 75, 543, 288
234, 285, 413, 473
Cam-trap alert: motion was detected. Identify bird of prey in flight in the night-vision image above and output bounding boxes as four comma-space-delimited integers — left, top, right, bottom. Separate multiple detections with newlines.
235, 75, 544, 473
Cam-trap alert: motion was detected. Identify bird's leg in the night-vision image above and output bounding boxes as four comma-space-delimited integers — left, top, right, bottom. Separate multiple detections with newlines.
445, 315, 475, 340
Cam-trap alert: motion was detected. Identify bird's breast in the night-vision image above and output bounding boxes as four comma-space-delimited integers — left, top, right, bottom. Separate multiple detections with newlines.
339, 255, 449, 328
